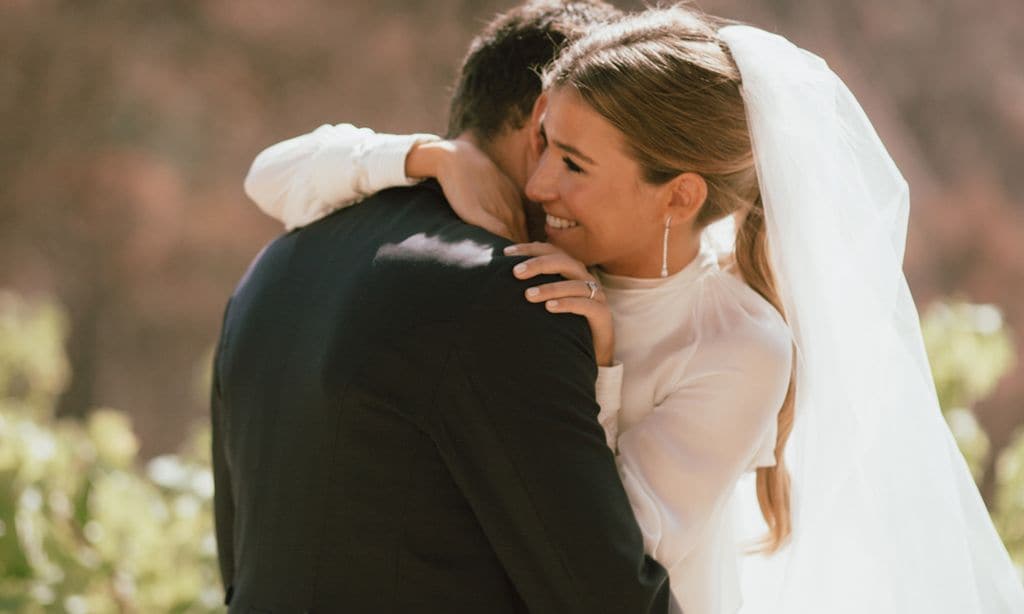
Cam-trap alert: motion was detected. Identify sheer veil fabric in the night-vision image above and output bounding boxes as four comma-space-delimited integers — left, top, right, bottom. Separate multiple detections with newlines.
716, 26, 1024, 613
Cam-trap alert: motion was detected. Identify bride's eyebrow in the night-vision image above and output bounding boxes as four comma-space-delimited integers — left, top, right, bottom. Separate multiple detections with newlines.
540, 121, 597, 166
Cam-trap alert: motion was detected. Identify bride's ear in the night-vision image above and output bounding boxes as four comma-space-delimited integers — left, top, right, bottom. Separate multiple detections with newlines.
665, 172, 708, 225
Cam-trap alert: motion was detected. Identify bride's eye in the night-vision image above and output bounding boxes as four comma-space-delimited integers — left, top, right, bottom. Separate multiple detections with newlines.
537, 126, 549, 150
562, 156, 584, 174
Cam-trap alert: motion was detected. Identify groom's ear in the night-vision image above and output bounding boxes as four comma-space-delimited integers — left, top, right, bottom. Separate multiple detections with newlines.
527, 92, 549, 159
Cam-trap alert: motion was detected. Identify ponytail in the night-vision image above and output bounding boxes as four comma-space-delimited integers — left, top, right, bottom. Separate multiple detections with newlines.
735, 199, 797, 553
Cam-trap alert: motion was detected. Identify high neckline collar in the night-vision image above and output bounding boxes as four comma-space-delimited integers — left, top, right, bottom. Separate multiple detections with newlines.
597, 240, 719, 291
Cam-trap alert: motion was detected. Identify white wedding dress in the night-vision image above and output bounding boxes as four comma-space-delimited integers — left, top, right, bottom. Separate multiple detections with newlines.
243, 125, 793, 614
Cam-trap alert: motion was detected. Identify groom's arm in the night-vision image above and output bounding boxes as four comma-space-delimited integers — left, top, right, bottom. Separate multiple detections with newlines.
432, 270, 670, 613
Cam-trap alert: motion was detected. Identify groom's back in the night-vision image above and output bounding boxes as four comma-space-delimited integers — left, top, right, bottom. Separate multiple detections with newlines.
212, 184, 669, 613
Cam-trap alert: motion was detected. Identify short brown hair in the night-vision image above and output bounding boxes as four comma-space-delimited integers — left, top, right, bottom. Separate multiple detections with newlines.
446, 0, 620, 140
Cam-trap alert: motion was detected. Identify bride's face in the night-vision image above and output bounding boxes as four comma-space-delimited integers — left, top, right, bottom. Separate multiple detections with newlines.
525, 87, 669, 276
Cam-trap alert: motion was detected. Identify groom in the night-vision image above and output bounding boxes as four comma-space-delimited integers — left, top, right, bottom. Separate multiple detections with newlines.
210, 1, 670, 612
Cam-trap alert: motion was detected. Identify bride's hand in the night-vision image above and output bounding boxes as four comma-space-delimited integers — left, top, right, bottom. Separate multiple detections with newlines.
504, 242, 615, 367
406, 140, 527, 242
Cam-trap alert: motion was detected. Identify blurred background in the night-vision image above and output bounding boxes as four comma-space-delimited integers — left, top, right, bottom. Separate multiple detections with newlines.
1, 0, 1021, 611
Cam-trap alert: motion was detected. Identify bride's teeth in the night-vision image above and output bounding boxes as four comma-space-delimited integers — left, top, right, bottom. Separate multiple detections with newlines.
546, 213, 578, 229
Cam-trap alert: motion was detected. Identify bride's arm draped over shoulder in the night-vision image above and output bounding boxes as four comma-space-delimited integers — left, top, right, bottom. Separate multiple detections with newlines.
616, 316, 792, 571
243, 123, 441, 230
244, 124, 526, 240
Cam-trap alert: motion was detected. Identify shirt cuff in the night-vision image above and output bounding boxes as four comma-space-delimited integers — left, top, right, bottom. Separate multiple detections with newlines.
596, 361, 624, 451
596, 361, 623, 412
307, 123, 373, 211
361, 132, 442, 192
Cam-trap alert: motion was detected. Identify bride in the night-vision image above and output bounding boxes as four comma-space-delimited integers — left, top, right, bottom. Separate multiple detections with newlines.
242, 7, 1024, 613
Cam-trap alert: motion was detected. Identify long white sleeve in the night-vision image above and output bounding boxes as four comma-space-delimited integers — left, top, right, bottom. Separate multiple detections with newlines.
243, 124, 441, 230
595, 362, 624, 450
616, 314, 791, 575
595, 242, 793, 614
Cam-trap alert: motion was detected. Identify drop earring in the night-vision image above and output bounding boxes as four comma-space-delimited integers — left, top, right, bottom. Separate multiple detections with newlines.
661, 216, 672, 278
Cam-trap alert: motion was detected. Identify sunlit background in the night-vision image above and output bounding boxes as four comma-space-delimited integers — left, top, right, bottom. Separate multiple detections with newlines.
1, 0, 1022, 610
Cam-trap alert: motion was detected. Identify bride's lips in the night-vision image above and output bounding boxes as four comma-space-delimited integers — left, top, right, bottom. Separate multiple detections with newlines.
545, 212, 579, 230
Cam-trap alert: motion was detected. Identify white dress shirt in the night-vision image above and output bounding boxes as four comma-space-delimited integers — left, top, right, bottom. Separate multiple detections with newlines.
243, 124, 794, 613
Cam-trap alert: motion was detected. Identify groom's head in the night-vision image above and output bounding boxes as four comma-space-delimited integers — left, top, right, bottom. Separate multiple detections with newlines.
448, 0, 619, 141
446, 0, 620, 207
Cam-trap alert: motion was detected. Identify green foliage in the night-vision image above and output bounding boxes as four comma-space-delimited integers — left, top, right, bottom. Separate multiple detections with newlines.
994, 428, 1024, 580
922, 301, 1017, 414
0, 293, 220, 613
0, 292, 69, 417
921, 299, 1023, 575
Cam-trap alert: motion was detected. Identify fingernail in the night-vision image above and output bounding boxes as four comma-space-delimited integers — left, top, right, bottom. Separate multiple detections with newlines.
526, 287, 539, 298
513, 263, 527, 275
504, 246, 518, 254
547, 300, 559, 309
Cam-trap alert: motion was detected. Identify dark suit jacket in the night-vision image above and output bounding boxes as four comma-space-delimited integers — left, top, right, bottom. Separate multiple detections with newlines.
211, 183, 669, 613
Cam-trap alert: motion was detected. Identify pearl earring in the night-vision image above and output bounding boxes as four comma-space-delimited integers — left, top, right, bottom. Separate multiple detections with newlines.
661, 216, 672, 278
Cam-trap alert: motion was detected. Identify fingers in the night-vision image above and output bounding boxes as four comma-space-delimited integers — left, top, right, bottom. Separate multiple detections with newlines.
511, 252, 590, 281
545, 297, 608, 320
437, 141, 526, 242
503, 242, 560, 257
544, 297, 615, 363
524, 279, 603, 304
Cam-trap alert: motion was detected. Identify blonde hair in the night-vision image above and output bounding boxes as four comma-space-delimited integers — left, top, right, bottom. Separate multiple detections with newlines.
545, 6, 797, 553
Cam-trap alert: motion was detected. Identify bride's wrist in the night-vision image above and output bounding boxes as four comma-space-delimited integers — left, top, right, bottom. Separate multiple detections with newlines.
405, 140, 456, 180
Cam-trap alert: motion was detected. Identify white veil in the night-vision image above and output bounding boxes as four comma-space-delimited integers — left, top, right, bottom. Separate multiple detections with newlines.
715, 25, 1024, 613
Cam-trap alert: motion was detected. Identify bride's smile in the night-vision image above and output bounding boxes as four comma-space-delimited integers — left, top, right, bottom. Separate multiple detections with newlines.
544, 211, 579, 229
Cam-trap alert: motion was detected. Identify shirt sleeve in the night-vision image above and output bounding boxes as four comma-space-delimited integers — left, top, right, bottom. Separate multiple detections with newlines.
243, 123, 441, 230
595, 362, 624, 451
616, 318, 792, 573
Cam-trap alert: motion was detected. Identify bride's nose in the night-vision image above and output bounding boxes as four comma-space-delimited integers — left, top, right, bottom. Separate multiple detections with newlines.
525, 151, 557, 203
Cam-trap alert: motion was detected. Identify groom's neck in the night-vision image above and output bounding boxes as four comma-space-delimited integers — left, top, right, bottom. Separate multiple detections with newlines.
457, 127, 530, 195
